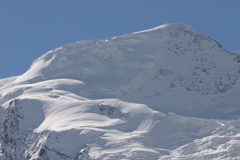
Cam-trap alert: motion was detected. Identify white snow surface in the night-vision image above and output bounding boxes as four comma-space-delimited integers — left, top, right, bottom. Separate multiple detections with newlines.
1, 23, 240, 159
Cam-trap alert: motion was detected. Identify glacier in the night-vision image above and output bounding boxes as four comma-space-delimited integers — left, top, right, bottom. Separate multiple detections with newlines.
1, 23, 240, 159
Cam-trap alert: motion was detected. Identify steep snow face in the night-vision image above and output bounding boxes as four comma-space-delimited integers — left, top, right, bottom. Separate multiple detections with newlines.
13, 23, 240, 118
1, 23, 240, 159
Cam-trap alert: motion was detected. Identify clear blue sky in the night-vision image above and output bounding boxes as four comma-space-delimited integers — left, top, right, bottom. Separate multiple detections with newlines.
1, 0, 239, 78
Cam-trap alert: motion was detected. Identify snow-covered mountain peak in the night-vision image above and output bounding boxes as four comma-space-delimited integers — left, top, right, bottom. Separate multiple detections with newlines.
11, 23, 240, 118
15, 23, 221, 83
1, 23, 240, 159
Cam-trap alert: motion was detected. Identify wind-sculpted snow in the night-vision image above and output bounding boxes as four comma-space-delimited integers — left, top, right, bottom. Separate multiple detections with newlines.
1, 23, 240, 159
0, 80, 161, 159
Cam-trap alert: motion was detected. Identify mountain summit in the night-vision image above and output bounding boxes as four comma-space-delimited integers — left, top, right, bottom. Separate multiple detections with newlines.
1, 23, 240, 159
14, 23, 240, 118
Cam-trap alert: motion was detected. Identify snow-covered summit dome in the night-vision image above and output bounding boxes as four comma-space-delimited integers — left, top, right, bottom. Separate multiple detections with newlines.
15, 23, 222, 83
12, 23, 240, 118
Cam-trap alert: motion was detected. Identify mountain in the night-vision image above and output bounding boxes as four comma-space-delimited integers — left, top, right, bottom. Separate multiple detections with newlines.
1, 23, 240, 159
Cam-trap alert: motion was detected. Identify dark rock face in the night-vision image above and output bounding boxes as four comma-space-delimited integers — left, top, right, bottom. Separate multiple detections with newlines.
1, 99, 24, 160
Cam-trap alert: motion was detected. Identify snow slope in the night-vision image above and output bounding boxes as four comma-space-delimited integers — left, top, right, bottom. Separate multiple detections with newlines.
1, 23, 240, 159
